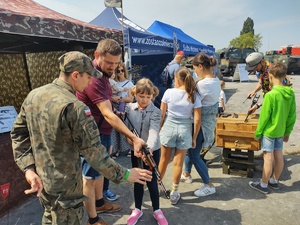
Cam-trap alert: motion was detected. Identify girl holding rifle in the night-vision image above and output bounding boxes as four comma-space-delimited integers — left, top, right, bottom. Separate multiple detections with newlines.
125, 78, 168, 225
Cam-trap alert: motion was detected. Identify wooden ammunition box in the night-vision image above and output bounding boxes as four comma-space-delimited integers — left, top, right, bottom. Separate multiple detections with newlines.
216, 113, 261, 151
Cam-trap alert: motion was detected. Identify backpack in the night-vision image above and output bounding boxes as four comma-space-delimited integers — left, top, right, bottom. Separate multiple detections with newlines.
161, 62, 174, 88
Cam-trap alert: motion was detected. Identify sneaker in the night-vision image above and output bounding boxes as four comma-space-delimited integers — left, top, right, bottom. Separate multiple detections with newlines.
103, 189, 119, 201
268, 181, 279, 190
194, 184, 216, 197
249, 181, 268, 194
153, 209, 168, 225
170, 191, 180, 205
87, 219, 109, 225
180, 173, 193, 183
96, 201, 121, 213
127, 208, 143, 225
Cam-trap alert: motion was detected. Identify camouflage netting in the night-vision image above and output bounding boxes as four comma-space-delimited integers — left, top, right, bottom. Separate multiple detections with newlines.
0, 49, 96, 215
0, 54, 29, 111
0, 49, 95, 112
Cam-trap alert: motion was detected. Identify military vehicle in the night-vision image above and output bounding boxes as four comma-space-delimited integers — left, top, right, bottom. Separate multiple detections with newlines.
218, 48, 255, 76
265, 45, 300, 75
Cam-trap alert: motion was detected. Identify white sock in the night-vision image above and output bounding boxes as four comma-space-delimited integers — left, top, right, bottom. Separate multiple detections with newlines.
269, 178, 278, 184
260, 181, 268, 188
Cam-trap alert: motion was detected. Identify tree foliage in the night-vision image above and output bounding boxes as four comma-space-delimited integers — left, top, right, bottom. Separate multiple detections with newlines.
229, 17, 262, 51
240, 17, 254, 35
229, 33, 262, 51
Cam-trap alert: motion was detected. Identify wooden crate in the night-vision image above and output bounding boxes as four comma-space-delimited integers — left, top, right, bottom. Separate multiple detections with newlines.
216, 113, 261, 151
216, 113, 261, 177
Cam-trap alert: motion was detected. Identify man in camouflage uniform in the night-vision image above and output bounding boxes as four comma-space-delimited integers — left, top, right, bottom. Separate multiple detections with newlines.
246, 52, 292, 114
11, 51, 152, 225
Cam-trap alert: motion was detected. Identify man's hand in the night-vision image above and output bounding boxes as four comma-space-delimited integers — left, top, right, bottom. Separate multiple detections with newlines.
127, 168, 152, 185
24, 169, 43, 197
247, 91, 256, 99
132, 136, 146, 158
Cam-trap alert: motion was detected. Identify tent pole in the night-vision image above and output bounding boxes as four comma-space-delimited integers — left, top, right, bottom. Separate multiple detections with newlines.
21, 51, 32, 91
121, 4, 125, 62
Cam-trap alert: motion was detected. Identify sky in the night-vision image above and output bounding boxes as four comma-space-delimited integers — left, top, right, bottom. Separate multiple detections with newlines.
33, 0, 300, 53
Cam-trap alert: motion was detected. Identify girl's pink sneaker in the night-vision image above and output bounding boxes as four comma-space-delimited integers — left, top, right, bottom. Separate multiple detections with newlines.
153, 209, 168, 225
127, 208, 143, 225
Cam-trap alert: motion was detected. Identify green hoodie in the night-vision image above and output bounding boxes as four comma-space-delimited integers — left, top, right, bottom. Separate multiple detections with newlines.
255, 85, 296, 139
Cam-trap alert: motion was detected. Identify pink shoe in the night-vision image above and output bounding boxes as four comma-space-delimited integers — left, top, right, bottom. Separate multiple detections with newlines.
127, 208, 143, 225
153, 209, 168, 225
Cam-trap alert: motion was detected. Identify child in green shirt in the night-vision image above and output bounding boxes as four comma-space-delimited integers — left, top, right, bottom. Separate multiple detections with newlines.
249, 62, 296, 194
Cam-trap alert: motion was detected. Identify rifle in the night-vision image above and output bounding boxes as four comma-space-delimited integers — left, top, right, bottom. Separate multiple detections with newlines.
244, 93, 260, 122
122, 113, 170, 199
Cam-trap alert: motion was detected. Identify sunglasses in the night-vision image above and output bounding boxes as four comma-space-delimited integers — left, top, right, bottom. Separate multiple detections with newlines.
116, 69, 124, 73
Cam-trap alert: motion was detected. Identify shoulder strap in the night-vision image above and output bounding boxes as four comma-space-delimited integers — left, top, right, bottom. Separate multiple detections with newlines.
122, 81, 130, 87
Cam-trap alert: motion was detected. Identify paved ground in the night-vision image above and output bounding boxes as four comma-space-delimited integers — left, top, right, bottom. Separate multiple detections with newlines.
1, 75, 299, 225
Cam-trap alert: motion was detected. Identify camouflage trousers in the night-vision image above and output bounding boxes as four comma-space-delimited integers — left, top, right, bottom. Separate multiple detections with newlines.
39, 192, 84, 225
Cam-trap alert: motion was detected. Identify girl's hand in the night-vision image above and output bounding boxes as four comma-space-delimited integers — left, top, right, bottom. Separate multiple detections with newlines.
192, 139, 196, 149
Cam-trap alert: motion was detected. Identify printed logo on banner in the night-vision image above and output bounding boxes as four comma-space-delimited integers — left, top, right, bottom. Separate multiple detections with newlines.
0, 183, 10, 199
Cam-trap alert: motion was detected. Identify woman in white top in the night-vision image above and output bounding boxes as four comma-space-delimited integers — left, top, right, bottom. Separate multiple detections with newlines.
194, 53, 221, 158
181, 52, 220, 197
111, 63, 134, 158
159, 67, 201, 205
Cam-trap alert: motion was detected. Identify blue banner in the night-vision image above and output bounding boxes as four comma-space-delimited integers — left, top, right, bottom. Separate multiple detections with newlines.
128, 28, 174, 52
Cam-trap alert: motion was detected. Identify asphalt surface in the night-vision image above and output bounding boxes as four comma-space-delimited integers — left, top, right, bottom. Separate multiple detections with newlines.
1, 75, 299, 225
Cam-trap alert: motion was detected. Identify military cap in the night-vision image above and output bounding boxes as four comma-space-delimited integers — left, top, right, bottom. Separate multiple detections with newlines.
245, 52, 263, 72
59, 51, 102, 78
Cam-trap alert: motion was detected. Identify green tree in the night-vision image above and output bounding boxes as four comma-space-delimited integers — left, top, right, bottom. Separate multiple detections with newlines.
229, 17, 262, 51
229, 33, 262, 51
240, 17, 254, 35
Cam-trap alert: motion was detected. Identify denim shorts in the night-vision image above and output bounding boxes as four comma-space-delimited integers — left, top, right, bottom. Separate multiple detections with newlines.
261, 136, 283, 152
159, 116, 192, 150
81, 134, 111, 180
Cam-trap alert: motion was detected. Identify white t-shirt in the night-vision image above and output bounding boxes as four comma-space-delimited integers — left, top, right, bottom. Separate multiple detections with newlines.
196, 77, 221, 107
117, 80, 134, 98
161, 88, 202, 118
219, 90, 226, 107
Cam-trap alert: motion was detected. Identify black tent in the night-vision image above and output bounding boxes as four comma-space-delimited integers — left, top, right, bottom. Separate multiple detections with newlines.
0, 0, 122, 53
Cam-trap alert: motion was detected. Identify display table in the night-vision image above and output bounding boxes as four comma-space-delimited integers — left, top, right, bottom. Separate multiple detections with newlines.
216, 113, 261, 178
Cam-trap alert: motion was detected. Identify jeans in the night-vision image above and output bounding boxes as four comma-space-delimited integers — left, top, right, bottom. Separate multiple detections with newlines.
184, 128, 210, 184
100, 134, 112, 191
201, 104, 218, 148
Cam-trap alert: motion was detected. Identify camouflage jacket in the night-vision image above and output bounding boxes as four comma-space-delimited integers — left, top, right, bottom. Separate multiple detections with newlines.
11, 78, 127, 207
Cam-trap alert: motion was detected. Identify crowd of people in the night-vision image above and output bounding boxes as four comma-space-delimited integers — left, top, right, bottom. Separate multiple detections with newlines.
10, 39, 296, 225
